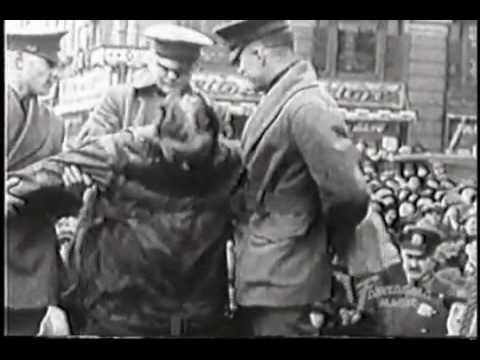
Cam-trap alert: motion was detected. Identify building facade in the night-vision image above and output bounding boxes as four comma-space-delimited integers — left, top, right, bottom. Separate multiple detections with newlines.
6, 20, 476, 153
289, 20, 476, 153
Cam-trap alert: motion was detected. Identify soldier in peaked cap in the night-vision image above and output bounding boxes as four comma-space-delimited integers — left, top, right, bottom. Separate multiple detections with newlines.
71, 24, 215, 147
214, 20, 369, 336
349, 218, 453, 337
62, 24, 216, 187
6, 28, 71, 336
59, 23, 216, 267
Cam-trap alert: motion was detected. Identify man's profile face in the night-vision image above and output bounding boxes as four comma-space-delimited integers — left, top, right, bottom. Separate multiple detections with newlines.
147, 52, 192, 94
20, 52, 57, 96
236, 43, 267, 91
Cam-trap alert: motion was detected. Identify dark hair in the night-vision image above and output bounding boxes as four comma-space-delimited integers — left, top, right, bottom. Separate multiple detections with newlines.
156, 91, 221, 164
159, 91, 219, 139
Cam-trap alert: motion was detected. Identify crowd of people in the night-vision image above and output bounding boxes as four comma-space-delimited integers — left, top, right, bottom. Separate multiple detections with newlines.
52, 130, 479, 337
334, 140, 478, 337
6, 20, 476, 338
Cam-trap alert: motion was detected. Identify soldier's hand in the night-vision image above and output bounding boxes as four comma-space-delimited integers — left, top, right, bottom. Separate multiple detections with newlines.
309, 311, 326, 329
309, 301, 337, 329
132, 124, 158, 139
37, 306, 71, 337
6, 177, 25, 217
63, 165, 92, 196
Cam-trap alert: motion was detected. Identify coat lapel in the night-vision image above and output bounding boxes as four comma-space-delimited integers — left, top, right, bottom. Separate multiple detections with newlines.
8, 93, 51, 169
241, 61, 319, 163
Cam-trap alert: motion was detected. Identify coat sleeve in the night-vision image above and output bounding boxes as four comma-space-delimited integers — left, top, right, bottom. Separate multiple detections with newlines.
8, 130, 154, 218
73, 87, 125, 145
290, 102, 370, 231
49, 111, 66, 155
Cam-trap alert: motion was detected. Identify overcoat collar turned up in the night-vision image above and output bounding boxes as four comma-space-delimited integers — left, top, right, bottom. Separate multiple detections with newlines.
241, 60, 319, 162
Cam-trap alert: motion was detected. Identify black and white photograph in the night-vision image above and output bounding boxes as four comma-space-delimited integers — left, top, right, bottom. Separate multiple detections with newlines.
4, 19, 477, 338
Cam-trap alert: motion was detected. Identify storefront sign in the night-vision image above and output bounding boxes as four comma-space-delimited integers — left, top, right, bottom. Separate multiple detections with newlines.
56, 67, 112, 115
319, 80, 407, 110
200, 46, 230, 65
191, 72, 258, 103
349, 122, 387, 133
347, 120, 405, 145
90, 45, 149, 68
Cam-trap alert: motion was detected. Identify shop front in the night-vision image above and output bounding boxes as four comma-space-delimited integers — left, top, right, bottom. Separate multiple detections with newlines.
55, 45, 149, 147
55, 65, 114, 147
319, 79, 417, 148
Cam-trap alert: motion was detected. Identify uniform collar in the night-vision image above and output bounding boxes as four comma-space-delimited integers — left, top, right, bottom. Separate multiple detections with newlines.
265, 58, 301, 93
8, 81, 33, 102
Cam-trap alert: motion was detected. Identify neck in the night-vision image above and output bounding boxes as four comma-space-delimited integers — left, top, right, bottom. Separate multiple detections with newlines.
263, 55, 298, 91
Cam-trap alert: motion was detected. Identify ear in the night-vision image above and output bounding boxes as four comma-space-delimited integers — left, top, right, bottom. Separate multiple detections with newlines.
253, 44, 267, 65
14, 51, 24, 71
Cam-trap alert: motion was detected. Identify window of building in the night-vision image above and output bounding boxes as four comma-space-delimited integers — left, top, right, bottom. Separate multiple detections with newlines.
336, 22, 377, 75
315, 20, 388, 80
448, 20, 477, 91
113, 20, 128, 45
462, 21, 477, 86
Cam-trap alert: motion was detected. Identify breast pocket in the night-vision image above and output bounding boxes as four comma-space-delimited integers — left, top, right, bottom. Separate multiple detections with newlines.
248, 211, 314, 246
